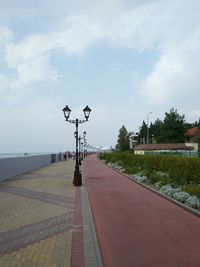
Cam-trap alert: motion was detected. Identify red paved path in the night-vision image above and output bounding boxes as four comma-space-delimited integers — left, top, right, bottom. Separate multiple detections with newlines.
83, 155, 200, 267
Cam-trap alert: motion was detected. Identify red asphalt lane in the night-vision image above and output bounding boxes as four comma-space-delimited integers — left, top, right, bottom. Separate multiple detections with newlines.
83, 155, 200, 267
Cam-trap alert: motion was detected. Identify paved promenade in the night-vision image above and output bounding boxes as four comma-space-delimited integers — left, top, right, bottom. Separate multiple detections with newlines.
83, 155, 200, 267
1, 155, 200, 267
0, 159, 102, 267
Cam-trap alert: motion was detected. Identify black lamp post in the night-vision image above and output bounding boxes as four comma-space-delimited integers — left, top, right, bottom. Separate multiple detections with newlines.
78, 131, 86, 164
81, 141, 84, 160
78, 136, 82, 166
84, 142, 87, 157
62, 105, 91, 186
83, 131, 87, 158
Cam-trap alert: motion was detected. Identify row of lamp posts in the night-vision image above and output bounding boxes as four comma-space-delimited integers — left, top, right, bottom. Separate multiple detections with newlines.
78, 130, 87, 165
62, 105, 91, 186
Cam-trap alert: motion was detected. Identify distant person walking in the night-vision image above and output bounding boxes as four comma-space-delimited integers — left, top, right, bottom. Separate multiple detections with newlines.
63, 152, 67, 161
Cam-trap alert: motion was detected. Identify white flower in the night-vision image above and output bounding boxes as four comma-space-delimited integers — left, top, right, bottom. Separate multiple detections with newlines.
173, 191, 190, 203
185, 196, 200, 209
160, 185, 178, 197
132, 174, 148, 183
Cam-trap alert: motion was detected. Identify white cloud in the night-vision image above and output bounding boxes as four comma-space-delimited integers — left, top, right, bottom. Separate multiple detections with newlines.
139, 28, 200, 107
3, 15, 105, 84
1, 0, 200, 152
0, 73, 29, 103
4, 0, 199, 89
2, 1, 162, 82
17, 55, 57, 84
4, 35, 58, 83
0, 25, 13, 46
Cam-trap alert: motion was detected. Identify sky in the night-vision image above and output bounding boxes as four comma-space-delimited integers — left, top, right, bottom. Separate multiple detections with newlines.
0, 0, 200, 152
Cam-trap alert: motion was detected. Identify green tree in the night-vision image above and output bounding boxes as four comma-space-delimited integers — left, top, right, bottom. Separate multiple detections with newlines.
116, 125, 130, 151
193, 118, 200, 127
151, 119, 164, 143
158, 108, 186, 143
138, 120, 147, 144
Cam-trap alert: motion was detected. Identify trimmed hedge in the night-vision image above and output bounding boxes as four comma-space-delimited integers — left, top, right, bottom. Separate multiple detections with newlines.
99, 152, 200, 184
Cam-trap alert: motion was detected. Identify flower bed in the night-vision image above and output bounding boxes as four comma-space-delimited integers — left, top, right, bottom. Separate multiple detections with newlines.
99, 152, 200, 211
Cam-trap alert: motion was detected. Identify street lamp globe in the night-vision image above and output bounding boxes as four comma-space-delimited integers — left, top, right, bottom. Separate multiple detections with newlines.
83, 106, 91, 121
63, 105, 71, 120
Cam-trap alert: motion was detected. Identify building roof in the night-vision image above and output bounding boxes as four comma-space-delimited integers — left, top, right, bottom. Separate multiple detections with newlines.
185, 127, 198, 137
134, 143, 191, 151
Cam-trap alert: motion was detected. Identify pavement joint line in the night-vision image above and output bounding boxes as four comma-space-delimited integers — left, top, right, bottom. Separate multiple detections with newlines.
105, 162, 200, 218
0, 184, 74, 208
0, 160, 77, 266
0, 159, 104, 266
0, 213, 74, 255
81, 170, 104, 267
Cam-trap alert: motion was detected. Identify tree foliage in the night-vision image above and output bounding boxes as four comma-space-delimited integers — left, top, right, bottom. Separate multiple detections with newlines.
138, 108, 187, 144
138, 120, 147, 144
117, 108, 198, 148
150, 119, 163, 143
158, 108, 186, 143
116, 125, 130, 151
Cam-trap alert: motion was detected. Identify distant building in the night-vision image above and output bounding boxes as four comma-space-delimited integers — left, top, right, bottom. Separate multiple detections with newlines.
129, 132, 139, 150
185, 127, 198, 142
185, 127, 198, 152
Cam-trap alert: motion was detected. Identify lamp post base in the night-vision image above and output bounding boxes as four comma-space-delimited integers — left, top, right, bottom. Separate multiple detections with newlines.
73, 170, 82, 186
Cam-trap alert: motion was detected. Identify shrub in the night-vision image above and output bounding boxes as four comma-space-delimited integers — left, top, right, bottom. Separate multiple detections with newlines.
132, 174, 148, 183
183, 185, 200, 198
173, 191, 190, 203
185, 196, 200, 209
160, 185, 179, 197
100, 152, 200, 185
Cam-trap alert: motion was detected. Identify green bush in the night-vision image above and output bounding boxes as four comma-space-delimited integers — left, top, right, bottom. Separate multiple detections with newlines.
100, 152, 200, 184
182, 184, 200, 198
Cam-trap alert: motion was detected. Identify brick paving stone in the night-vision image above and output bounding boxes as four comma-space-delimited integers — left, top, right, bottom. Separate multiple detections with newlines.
0, 184, 74, 208
0, 158, 103, 267
0, 213, 74, 255
0, 160, 75, 267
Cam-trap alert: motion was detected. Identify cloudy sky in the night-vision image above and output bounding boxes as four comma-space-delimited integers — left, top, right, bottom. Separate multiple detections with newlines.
0, 0, 200, 152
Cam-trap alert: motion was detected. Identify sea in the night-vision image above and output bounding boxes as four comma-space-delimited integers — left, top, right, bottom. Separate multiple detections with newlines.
0, 153, 51, 159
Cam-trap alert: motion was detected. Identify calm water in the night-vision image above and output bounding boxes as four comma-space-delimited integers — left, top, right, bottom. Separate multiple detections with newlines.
0, 153, 51, 159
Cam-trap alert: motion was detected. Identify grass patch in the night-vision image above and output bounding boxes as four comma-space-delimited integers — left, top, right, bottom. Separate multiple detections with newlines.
183, 184, 200, 198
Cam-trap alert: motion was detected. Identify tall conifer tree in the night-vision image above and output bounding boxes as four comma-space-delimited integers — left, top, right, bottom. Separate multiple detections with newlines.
116, 125, 130, 151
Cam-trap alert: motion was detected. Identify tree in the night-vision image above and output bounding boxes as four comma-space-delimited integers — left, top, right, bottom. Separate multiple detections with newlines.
193, 118, 200, 127
116, 125, 130, 151
138, 120, 147, 144
137, 108, 198, 144
157, 108, 186, 143
151, 119, 164, 143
